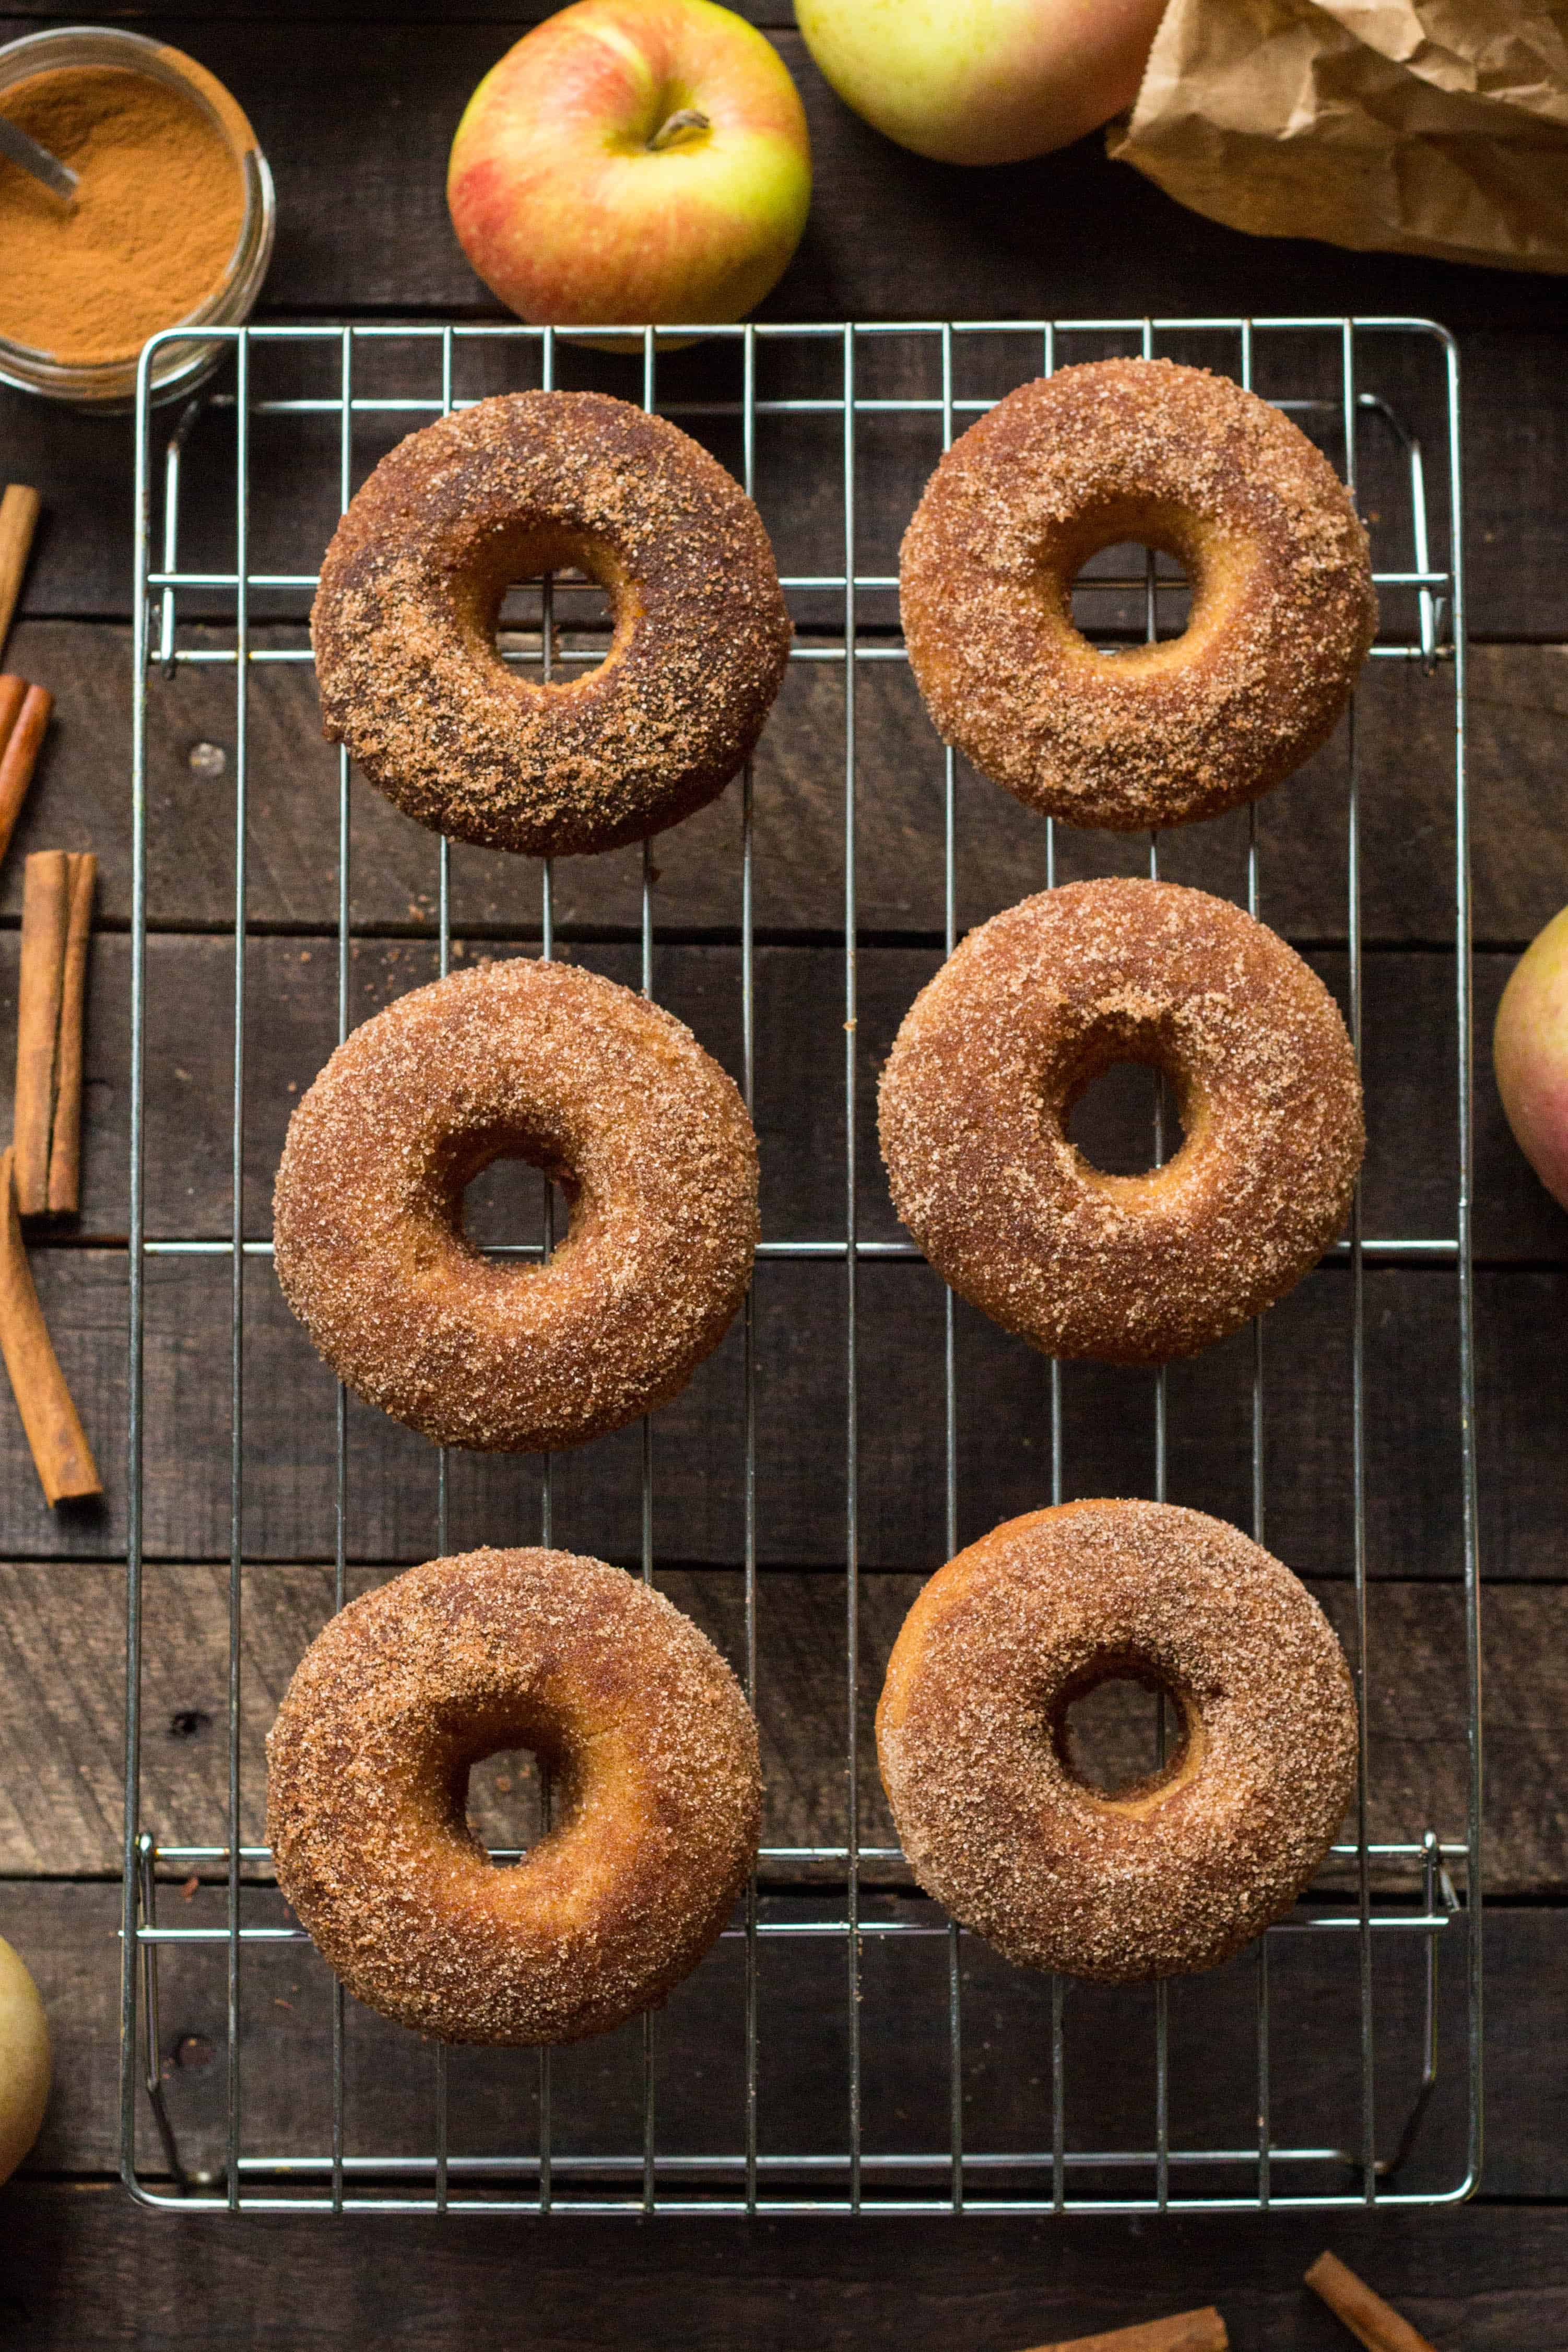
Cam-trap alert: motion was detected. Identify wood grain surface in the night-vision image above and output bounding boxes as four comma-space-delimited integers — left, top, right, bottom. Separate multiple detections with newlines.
4, 1873, 1538, 2191
0, 0, 1562, 2335
6, 2183, 1566, 2351
8, 623, 1568, 950
0, 1246, 1554, 1581
0, 926, 1557, 1255
1, 1563, 1546, 1883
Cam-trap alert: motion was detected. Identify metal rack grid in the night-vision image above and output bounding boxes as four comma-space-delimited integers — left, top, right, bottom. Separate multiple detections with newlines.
121, 315, 1480, 2217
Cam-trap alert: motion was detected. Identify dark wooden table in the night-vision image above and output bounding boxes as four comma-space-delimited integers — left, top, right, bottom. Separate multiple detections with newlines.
3, 3, 1567, 2343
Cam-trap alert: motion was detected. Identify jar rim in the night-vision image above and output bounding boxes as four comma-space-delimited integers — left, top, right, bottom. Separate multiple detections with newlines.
0, 26, 276, 406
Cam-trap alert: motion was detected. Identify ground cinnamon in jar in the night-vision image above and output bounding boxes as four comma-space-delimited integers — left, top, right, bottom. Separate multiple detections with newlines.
0, 64, 247, 365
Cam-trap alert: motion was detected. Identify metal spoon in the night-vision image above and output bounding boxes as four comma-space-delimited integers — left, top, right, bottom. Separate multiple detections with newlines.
0, 114, 78, 204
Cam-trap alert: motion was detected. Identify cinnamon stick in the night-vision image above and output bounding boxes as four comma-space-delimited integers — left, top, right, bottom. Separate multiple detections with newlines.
0, 682, 52, 872
0, 1147, 100, 1504
15, 852, 69, 1215
15, 851, 95, 1216
1305, 2253, 1436, 2352
1021, 2312, 1228, 2352
0, 486, 40, 666
0, 673, 26, 764
49, 853, 96, 1215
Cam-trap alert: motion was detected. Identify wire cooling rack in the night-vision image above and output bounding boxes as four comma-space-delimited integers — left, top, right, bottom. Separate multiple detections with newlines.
122, 316, 1479, 2216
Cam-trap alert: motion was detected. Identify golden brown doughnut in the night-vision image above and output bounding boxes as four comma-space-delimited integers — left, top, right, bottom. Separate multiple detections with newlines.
267, 1548, 762, 2044
900, 358, 1377, 832
312, 390, 792, 857
877, 1501, 1358, 1984
878, 878, 1363, 1366
273, 955, 758, 1453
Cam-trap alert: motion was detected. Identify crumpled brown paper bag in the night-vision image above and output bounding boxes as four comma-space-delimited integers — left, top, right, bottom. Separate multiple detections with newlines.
1107, 0, 1568, 273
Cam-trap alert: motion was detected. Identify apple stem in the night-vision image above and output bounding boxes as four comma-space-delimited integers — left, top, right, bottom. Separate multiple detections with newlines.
647, 107, 711, 152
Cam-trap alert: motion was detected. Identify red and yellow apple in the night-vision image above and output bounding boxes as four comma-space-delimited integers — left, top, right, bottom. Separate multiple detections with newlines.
794, 0, 1166, 168
448, 0, 811, 331
1495, 903, 1568, 1209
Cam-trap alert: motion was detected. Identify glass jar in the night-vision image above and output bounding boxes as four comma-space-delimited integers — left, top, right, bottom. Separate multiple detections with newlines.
0, 26, 275, 408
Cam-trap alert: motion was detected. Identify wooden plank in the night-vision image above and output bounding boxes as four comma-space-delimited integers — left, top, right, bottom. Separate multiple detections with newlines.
2, 1878, 1558, 2201
0, 1564, 1534, 1883
0, 1870, 1485, 2186
10, 928, 1520, 1251
64, 320, 1459, 646
7, 2178, 1568, 2350
1, 331, 1540, 639
5, 620, 1562, 950
0, 1250, 1461, 1573
0, 1238, 1542, 1583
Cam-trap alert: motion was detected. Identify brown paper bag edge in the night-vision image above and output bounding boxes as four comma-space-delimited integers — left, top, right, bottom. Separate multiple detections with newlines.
1107, 0, 1568, 274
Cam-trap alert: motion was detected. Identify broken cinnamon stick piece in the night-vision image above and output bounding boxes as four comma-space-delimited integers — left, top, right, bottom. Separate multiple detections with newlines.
1021, 2311, 1228, 2352
0, 1147, 100, 1504
47, 853, 95, 1215
1305, 2253, 1436, 2352
0, 486, 40, 665
0, 673, 26, 764
0, 682, 52, 872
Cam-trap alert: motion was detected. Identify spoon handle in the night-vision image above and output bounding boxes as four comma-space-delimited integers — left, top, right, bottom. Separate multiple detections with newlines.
0, 113, 78, 203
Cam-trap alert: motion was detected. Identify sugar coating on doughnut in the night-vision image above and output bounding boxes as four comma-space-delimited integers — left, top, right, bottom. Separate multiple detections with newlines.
266, 1549, 762, 2044
312, 390, 792, 857
877, 1501, 1359, 1983
878, 878, 1363, 1365
900, 358, 1377, 831
273, 956, 759, 1452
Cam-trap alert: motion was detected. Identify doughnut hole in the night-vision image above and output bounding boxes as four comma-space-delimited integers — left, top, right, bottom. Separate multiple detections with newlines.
496, 567, 617, 682
1064, 1056, 1185, 1178
1045, 497, 1254, 669
1051, 1663, 1204, 1812
1070, 540, 1192, 645
1054, 1006, 1208, 1198
465, 1745, 547, 1866
432, 1103, 584, 1257
459, 1147, 573, 1257
451, 519, 631, 692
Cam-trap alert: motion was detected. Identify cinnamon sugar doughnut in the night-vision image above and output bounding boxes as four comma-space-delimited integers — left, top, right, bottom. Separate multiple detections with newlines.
312, 390, 792, 857
900, 359, 1377, 831
273, 956, 758, 1453
267, 1548, 762, 2043
877, 1501, 1358, 1983
878, 879, 1363, 1365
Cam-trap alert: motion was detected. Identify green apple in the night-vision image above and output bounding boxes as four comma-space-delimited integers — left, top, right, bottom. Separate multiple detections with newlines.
448, 0, 811, 331
0, 1934, 50, 2185
1495, 902, 1568, 1210
794, 0, 1166, 167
